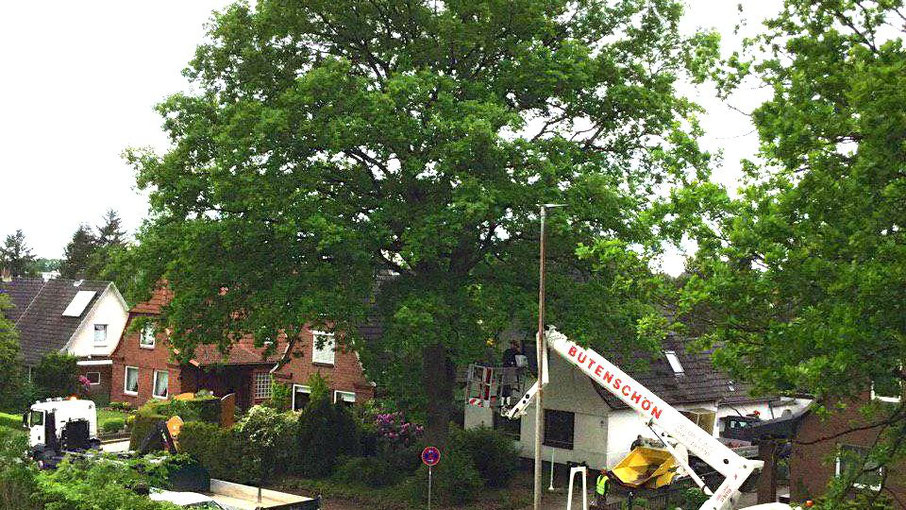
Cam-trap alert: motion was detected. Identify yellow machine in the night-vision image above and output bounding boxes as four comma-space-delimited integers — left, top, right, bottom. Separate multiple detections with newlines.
611, 447, 681, 489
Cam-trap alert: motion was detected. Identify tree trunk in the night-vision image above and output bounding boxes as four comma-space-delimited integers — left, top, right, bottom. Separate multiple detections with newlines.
422, 342, 455, 451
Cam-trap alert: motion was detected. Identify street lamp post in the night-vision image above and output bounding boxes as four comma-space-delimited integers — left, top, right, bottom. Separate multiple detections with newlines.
534, 203, 565, 510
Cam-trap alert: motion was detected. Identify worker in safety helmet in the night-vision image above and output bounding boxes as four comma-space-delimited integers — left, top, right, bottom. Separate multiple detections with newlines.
595, 469, 610, 507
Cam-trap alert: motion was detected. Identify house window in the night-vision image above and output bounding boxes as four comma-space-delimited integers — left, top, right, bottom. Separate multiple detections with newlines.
312, 331, 336, 365
871, 372, 902, 403
681, 409, 716, 435
292, 385, 311, 411
334, 391, 356, 407
140, 324, 155, 348
543, 409, 574, 450
254, 373, 272, 400
664, 350, 684, 374
94, 324, 108, 344
152, 370, 169, 399
836, 444, 883, 491
85, 372, 100, 385
124, 366, 139, 395
493, 412, 521, 441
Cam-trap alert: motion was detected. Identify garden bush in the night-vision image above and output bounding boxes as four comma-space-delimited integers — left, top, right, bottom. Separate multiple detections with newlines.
141, 396, 219, 424
451, 426, 519, 488
0, 428, 38, 510
178, 422, 260, 485
0, 413, 21, 430
101, 418, 125, 435
235, 406, 297, 480
108, 401, 133, 412
295, 394, 360, 477
333, 456, 402, 488
407, 447, 482, 506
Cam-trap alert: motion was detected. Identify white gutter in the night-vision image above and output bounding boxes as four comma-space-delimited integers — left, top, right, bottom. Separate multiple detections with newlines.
77, 360, 113, 366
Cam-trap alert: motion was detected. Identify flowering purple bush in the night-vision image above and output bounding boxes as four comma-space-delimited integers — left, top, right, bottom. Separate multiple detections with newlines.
374, 412, 423, 448
78, 375, 91, 396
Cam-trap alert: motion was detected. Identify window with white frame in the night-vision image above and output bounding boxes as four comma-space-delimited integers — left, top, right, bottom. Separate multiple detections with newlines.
312, 331, 336, 365
140, 324, 156, 348
254, 373, 272, 400
871, 371, 902, 403
85, 372, 100, 385
94, 324, 108, 344
124, 366, 139, 395
152, 370, 169, 399
292, 385, 312, 411
836, 444, 883, 491
334, 390, 356, 407
664, 350, 685, 374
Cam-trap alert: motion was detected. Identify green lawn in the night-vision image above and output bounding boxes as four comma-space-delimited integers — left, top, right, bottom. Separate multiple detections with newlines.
0, 411, 23, 430
97, 408, 130, 433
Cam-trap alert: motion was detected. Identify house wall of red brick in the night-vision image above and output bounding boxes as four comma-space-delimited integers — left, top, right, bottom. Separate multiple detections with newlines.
110, 309, 374, 409
79, 364, 112, 402
110, 314, 183, 406
791, 394, 906, 504
272, 328, 375, 406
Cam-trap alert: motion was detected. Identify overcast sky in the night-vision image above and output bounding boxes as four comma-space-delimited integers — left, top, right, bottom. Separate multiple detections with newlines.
0, 0, 780, 274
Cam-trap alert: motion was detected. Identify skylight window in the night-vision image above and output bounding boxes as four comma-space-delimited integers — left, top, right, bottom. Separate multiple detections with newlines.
664, 350, 685, 374
62, 291, 96, 317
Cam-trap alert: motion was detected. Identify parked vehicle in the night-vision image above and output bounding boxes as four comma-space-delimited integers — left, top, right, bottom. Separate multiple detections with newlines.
24, 397, 101, 468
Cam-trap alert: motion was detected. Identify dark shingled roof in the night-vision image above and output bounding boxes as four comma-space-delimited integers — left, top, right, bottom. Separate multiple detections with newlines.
592, 333, 766, 408
1, 278, 112, 366
0, 277, 45, 322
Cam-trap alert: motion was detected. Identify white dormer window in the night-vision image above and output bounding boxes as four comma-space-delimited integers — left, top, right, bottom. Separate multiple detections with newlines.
62, 291, 96, 317
140, 324, 156, 349
664, 350, 684, 374
312, 331, 336, 365
93, 324, 108, 344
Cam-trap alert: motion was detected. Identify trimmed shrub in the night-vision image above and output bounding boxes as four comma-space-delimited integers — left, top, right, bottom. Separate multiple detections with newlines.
142, 396, 219, 424
101, 418, 125, 435
178, 421, 264, 486
235, 406, 297, 481
451, 427, 519, 488
295, 395, 360, 477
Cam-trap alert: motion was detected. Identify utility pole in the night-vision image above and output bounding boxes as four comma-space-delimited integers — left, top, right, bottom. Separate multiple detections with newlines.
534, 203, 564, 510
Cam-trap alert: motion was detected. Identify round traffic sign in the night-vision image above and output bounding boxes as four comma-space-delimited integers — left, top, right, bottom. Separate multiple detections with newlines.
421, 446, 440, 466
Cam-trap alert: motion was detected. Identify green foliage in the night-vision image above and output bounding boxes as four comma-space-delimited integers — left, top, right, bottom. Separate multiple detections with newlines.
295, 393, 361, 477
124, 0, 720, 446
0, 413, 21, 430
33, 456, 178, 510
101, 418, 125, 435
235, 405, 297, 482
108, 401, 133, 412
652, 0, 906, 501
136, 395, 220, 424
333, 456, 403, 488
59, 210, 129, 282
0, 428, 38, 510
682, 487, 709, 508
0, 294, 23, 412
0, 229, 37, 278
32, 353, 79, 401
407, 447, 482, 506
451, 427, 519, 488
264, 381, 292, 411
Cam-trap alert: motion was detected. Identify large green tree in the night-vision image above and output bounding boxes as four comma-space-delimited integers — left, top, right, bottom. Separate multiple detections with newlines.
0, 229, 37, 278
60, 210, 129, 282
127, 0, 717, 444
662, 0, 906, 502
59, 224, 98, 279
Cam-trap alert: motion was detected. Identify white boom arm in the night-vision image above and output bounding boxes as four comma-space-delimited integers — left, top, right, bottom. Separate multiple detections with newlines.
507, 327, 771, 510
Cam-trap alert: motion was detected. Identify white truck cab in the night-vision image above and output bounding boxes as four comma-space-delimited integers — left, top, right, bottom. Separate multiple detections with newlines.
25, 398, 100, 465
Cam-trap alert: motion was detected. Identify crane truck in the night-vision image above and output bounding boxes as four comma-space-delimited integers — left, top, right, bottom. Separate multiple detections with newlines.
501, 327, 795, 510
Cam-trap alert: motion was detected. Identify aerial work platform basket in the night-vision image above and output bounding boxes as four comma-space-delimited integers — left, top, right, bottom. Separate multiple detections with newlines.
465, 364, 525, 409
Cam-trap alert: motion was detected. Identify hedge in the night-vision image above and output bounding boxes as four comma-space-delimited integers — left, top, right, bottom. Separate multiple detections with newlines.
129, 412, 167, 451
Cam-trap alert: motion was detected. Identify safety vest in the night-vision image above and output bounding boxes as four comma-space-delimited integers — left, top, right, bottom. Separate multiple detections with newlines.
596, 474, 609, 495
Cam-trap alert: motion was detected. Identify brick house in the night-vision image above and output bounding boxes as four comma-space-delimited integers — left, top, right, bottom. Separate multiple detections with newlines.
0, 277, 130, 399
790, 392, 906, 504
109, 287, 374, 410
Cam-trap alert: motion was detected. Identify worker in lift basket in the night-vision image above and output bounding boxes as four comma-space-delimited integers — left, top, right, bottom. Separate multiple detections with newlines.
594, 469, 610, 508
